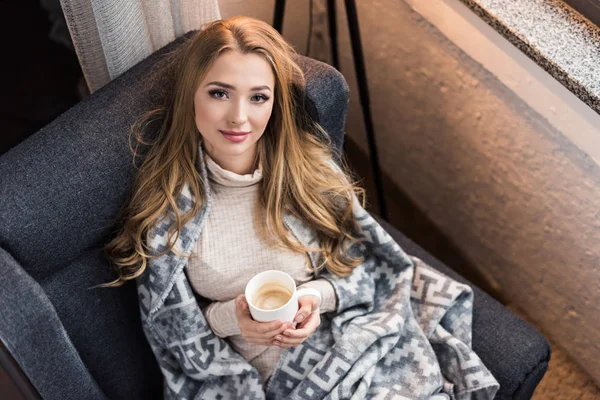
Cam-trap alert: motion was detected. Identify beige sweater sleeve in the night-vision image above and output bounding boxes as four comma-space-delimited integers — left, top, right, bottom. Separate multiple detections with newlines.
204, 299, 240, 338
204, 278, 338, 338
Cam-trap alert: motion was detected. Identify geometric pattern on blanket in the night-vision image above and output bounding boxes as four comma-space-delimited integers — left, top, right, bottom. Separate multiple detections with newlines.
266, 207, 499, 400
136, 152, 500, 399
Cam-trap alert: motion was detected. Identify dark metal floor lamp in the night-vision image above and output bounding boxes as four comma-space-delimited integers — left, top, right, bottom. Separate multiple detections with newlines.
273, 0, 389, 221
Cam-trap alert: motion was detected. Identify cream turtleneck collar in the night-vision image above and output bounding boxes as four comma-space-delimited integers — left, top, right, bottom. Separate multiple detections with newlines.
204, 151, 263, 188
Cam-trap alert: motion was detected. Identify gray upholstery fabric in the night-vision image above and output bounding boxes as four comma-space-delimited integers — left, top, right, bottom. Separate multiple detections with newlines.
0, 248, 106, 400
0, 30, 549, 399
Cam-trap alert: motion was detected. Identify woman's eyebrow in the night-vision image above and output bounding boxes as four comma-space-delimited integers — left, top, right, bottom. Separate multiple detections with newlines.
205, 81, 272, 92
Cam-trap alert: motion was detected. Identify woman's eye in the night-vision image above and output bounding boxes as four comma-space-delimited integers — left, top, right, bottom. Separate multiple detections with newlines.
209, 89, 227, 99
208, 90, 269, 103
252, 94, 270, 103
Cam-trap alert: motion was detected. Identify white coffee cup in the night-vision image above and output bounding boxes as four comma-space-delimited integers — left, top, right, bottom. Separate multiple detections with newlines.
244, 270, 322, 323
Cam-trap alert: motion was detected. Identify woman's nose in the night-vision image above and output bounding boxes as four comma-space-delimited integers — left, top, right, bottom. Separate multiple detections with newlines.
229, 100, 248, 125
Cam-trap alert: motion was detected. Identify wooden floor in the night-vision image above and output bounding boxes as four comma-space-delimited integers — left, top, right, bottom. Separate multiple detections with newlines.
0, 369, 24, 400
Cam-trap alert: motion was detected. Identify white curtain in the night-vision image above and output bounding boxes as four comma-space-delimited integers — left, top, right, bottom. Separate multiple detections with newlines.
59, 0, 221, 93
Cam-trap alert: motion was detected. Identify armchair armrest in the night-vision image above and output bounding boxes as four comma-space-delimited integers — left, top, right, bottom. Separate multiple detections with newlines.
0, 247, 106, 400
371, 213, 551, 400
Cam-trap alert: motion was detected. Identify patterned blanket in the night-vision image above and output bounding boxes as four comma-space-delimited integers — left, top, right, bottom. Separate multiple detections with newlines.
263, 210, 500, 400
136, 155, 499, 399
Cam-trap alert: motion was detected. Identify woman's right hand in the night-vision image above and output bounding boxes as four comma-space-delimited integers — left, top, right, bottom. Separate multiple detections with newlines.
235, 294, 293, 346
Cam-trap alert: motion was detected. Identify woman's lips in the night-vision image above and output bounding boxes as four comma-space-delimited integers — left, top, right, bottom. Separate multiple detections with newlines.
219, 130, 250, 143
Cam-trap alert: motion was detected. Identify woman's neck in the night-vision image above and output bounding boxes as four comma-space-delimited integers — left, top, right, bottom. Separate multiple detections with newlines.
205, 149, 260, 175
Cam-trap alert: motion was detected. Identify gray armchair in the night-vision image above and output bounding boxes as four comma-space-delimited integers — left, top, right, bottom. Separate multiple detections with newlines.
0, 31, 550, 400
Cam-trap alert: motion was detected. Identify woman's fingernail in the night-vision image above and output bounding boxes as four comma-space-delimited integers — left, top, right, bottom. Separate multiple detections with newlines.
275, 335, 282, 341
295, 314, 304, 323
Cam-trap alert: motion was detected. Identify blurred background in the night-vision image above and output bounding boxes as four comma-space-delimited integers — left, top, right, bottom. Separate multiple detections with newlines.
1, 0, 87, 156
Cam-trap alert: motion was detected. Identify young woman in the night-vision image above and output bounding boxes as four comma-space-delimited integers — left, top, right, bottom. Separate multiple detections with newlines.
100, 16, 498, 399
102, 14, 365, 386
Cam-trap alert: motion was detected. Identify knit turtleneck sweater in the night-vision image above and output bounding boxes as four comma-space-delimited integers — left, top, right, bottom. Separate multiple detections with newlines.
186, 151, 337, 383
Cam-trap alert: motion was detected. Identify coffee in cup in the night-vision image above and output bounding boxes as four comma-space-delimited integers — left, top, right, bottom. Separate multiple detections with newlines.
253, 283, 293, 310
245, 270, 322, 322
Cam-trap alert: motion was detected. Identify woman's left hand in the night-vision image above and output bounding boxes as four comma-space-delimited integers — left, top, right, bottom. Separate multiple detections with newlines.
272, 295, 321, 348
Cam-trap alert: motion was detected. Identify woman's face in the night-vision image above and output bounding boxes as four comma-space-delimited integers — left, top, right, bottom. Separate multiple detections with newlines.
194, 50, 275, 174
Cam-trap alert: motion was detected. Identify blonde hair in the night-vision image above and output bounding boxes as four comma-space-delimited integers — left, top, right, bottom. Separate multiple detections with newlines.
100, 16, 367, 288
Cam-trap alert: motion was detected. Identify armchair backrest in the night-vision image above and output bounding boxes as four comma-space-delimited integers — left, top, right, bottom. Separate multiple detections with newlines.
0, 31, 349, 399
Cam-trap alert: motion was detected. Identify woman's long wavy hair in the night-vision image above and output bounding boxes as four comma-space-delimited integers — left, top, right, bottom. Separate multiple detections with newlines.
100, 16, 367, 288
